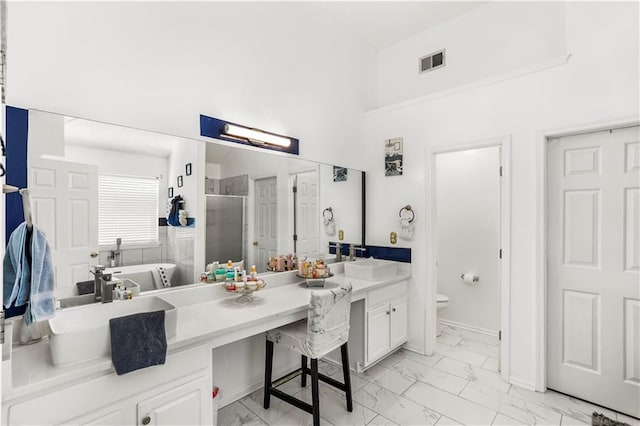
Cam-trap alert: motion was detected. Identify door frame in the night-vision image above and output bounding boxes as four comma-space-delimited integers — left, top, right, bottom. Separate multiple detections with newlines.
426, 135, 512, 381
534, 117, 640, 392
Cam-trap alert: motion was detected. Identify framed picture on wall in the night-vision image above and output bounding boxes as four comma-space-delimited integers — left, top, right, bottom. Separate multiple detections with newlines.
177, 175, 183, 187
168, 187, 174, 198
333, 166, 347, 182
185, 163, 192, 176
385, 137, 403, 177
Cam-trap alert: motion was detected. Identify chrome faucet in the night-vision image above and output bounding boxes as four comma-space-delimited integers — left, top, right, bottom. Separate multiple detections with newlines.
335, 242, 342, 262
90, 265, 114, 303
108, 238, 122, 267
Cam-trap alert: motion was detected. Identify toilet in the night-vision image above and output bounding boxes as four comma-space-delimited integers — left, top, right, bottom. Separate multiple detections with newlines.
437, 293, 449, 309
436, 293, 449, 337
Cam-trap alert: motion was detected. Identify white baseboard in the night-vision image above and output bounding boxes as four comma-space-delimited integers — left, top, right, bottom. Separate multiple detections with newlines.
218, 360, 299, 409
438, 319, 498, 337
403, 343, 426, 356
508, 376, 536, 391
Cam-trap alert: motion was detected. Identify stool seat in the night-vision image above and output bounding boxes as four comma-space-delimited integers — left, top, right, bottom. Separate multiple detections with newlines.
264, 282, 353, 426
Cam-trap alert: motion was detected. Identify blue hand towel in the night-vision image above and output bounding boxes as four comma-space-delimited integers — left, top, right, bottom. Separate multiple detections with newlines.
3, 222, 30, 308
109, 310, 167, 375
3, 222, 56, 324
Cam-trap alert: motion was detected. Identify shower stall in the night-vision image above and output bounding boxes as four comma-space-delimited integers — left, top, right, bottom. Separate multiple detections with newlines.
205, 195, 246, 266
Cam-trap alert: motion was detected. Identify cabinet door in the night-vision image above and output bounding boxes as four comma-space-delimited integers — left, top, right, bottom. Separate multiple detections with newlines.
390, 297, 408, 348
63, 407, 130, 426
137, 376, 207, 426
367, 303, 390, 364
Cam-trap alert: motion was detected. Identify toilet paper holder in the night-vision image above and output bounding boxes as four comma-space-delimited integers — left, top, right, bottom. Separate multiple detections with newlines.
460, 273, 479, 282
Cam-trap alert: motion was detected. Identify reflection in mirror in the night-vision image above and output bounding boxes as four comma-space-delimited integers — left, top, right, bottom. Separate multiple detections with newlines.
27, 110, 200, 299
21, 109, 365, 302
204, 143, 363, 272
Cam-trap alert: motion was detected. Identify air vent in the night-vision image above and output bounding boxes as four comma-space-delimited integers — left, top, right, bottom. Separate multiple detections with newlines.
419, 49, 446, 74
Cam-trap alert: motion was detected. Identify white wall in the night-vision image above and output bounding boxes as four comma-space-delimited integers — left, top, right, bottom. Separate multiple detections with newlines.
6, 1, 376, 169
436, 147, 501, 333
167, 138, 202, 284
318, 164, 363, 252
377, 2, 567, 105
364, 2, 639, 387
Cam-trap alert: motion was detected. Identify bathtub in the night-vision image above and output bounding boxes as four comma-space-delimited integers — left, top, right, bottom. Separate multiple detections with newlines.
105, 263, 176, 292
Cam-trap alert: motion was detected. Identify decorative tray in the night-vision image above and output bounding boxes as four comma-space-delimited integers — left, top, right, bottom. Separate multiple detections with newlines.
224, 280, 266, 302
296, 273, 334, 287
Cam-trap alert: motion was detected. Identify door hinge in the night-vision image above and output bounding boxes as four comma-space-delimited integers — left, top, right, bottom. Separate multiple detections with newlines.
499, 249, 502, 259
292, 185, 297, 193
293, 234, 297, 241
499, 166, 503, 177
0, 310, 5, 345
498, 330, 502, 341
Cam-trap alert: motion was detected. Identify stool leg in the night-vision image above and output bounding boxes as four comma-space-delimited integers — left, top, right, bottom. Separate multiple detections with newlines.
340, 343, 353, 412
301, 355, 308, 387
264, 340, 274, 409
311, 358, 320, 426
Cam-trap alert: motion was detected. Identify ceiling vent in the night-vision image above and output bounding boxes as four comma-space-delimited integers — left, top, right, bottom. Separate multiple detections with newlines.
419, 49, 446, 74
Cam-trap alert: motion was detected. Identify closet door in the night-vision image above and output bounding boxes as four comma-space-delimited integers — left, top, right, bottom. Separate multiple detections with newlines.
547, 126, 640, 418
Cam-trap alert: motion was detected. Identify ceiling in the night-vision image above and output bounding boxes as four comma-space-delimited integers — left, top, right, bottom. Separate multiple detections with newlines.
314, 1, 486, 50
64, 117, 181, 158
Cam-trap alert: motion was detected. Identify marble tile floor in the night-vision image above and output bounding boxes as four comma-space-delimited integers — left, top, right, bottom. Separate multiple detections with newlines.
218, 324, 638, 426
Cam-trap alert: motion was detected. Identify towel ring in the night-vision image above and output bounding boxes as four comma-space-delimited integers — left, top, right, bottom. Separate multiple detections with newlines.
399, 205, 415, 223
322, 207, 334, 221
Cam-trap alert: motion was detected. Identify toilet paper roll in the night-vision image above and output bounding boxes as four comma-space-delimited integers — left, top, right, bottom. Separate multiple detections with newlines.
462, 273, 478, 284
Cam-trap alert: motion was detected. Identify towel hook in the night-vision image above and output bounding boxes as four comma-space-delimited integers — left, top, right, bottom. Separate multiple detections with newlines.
399, 205, 415, 223
322, 207, 334, 221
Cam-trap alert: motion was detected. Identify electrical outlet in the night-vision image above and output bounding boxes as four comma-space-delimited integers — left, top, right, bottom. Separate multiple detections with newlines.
338, 229, 344, 241
390, 232, 397, 244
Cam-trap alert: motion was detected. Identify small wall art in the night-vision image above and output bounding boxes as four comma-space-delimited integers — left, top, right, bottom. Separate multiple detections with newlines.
185, 163, 192, 176
168, 187, 174, 198
333, 166, 347, 182
177, 175, 183, 187
385, 137, 403, 177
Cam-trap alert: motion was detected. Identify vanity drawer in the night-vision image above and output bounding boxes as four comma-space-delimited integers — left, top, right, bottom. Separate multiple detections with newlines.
367, 281, 407, 308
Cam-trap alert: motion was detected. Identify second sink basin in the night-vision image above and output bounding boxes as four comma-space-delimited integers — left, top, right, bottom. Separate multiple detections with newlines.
343, 258, 398, 281
48, 296, 177, 367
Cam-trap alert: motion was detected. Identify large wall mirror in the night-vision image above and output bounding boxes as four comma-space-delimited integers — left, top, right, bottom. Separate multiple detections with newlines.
12, 109, 365, 301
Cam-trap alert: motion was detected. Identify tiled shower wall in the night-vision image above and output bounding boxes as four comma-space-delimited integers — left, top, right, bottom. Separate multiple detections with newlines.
205, 174, 248, 196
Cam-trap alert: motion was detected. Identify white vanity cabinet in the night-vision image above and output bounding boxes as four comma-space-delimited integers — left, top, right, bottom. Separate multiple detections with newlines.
365, 281, 408, 365
3, 347, 211, 426
137, 376, 208, 426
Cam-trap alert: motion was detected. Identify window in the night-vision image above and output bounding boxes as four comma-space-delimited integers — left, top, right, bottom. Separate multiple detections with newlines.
98, 174, 159, 246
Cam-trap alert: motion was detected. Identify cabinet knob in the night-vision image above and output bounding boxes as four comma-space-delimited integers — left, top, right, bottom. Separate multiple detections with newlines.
142, 416, 151, 425
386, 311, 390, 315
392, 308, 396, 312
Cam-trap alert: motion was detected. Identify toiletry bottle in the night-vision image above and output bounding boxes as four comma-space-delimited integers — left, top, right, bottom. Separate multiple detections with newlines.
227, 260, 233, 272
250, 265, 257, 280
276, 256, 285, 272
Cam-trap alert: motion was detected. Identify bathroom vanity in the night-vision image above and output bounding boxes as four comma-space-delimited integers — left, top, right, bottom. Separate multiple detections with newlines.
1, 261, 410, 426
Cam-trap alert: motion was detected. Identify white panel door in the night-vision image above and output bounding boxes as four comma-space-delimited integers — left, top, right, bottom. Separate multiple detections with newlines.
367, 303, 390, 364
548, 126, 640, 417
29, 157, 98, 298
254, 177, 277, 273
295, 172, 319, 257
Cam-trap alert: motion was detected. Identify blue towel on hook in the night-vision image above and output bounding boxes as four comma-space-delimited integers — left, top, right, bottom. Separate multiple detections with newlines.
3, 222, 56, 324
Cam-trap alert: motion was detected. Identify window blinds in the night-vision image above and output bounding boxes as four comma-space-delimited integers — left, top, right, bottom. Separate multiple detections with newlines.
98, 174, 159, 246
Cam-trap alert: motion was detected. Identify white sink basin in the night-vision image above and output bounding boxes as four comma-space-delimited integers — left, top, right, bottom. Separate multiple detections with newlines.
343, 258, 398, 281
48, 296, 177, 367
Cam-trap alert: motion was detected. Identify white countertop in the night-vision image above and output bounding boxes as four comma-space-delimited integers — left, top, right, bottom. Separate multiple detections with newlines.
4, 265, 410, 401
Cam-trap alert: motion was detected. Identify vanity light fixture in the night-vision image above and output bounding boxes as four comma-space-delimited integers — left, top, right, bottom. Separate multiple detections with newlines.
223, 124, 291, 148
200, 114, 299, 155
